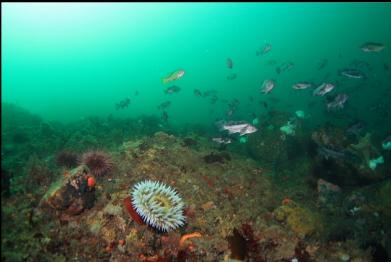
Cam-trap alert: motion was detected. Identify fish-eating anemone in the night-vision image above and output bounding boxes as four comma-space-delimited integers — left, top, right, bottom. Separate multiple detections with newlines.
131, 180, 186, 232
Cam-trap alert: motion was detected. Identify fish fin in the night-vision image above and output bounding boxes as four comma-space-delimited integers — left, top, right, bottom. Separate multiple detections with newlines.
162, 78, 169, 84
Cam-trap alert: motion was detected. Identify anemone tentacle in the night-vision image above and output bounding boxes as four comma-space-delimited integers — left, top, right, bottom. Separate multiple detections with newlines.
131, 180, 186, 232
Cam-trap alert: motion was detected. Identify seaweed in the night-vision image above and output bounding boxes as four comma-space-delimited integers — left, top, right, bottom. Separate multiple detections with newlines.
227, 223, 265, 262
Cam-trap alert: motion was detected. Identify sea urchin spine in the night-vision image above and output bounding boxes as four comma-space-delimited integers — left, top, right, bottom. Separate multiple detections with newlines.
56, 150, 80, 168
81, 150, 113, 176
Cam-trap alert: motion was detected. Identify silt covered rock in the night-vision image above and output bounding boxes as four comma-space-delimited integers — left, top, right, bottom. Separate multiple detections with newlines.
40, 165, 96, 216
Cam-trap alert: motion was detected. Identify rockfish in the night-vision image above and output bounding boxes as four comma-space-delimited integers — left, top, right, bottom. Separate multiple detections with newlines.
360, 42, 385, 52
260, 79, 276, 94
194, 89, 202, 97
318, 146, 360, 163
292, 82, 312, 90
162, 69, 185, 84
339, 69, 365, 79
158, 101, 171, 110
227, 73, 237, 80
116, 98, 130, 110
276, 62, 294, 74
256, 43, 272, 56
220, 121, 258, 136
227, 58, 233, 69
327, 94, 349, 111
313, 83, 335, 96
164, 85, 181, 94
346, 121, 365, 136
212, 137, 232, 144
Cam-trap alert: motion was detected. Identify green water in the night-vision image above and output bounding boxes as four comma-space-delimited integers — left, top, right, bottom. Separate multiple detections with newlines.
2, 3, 391, 132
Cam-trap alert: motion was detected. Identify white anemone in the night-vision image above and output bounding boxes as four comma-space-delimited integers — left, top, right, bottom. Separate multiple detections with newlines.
131, 180, 186, 232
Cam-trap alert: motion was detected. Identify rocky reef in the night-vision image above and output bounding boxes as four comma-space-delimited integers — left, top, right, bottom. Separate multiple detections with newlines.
2, 130, 379, 261
2, 104, 390, 261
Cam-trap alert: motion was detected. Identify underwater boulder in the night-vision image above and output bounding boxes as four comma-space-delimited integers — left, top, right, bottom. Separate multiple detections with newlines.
25, 155, 55, 194
151, 131, 177, 145
40, 165, 96, 216
273, 200, 321, 238
246, 127, 289, 169
246, 111, 308, 169
317, 178, 342, 207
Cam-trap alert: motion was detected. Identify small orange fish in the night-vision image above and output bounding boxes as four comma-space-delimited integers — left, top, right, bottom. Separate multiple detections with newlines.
162, 69, 185, 84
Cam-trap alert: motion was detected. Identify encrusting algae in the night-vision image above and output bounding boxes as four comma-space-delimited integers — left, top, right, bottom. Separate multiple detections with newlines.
274, 200, 321, 238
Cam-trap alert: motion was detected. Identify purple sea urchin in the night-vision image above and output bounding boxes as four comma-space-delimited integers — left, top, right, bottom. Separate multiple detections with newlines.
56, 150, 80, 168
131, 180, 186, 232
81, 150, 113, 176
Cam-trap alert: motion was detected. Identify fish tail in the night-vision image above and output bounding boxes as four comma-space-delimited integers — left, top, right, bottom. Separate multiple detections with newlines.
215, 120, 225, 128
162, 78, 169, 84
218, 124, 226, 132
